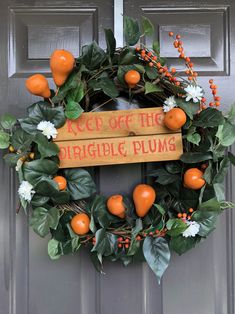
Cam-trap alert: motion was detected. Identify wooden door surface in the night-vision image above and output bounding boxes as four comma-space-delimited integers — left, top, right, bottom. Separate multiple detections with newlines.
0, 1, 234, 314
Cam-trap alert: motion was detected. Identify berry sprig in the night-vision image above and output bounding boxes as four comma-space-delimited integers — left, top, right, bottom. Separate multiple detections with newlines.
169, 32, 198, 83
208, 79, 221, 107
135, 47, 181, 86
177, 207, 194, 220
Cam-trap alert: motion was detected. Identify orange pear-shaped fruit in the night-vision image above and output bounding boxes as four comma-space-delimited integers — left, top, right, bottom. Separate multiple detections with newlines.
107, 195, 126, 218
25, 74, 51, 98
50, 49, 75, 86
133, 184, 156, 217
184, 168, 205, 190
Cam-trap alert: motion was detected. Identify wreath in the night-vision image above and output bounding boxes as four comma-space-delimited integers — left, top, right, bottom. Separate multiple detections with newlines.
0, 16, 235, 283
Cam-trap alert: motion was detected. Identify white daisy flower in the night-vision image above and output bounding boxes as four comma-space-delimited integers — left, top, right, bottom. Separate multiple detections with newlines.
182, 220, 200, 238
163, 96, 177, 112
184, 85, 203, 103
37, 121, 58, 139
18, 180, 35, 202
15, 158, 23, 172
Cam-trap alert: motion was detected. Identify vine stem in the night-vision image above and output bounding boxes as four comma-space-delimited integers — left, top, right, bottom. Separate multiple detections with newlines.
220, 201, 235, 210
90, 98, 113, 112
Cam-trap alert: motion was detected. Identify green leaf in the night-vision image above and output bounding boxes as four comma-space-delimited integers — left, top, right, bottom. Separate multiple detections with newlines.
149, 167, 179, 185
90, 195, 112, 228
0, 130, 10, 149
48, 239, 61, 260
145, 82, 163, 94
132, 218, 143, 237
145, 66, 158, 80
104, 28, 116, 57
176, 99, 199, 119
180, 152, 213, 163
34, 133, 59, 158
127, 238, 140, 256
65, 100, 84, 120
0, 113, 17, 129
193, 107, 224, 127
193, 210, 218, 237
31, 194, 50, 207
52, 72, 81, 103
213, 183, 225, 202
216, 121, 235, 147
11, 128, 33, 151
141, 16, 154, 36
68, 81, 85, 103
92, 229, 116, 256
228, 152, 235, 166
23, 159, 58, 185
170, 235, 200, 255
165, 162, 181, 174
153, 204, 166, 216
34, 179, 70, 204
78, 41, 107, 71
143, 237, 170, 283
226, 103, 235, 123
198, 198, 221, 212
213, 157, 230, 184
30, 207, 60, 237
187, 133, 201, 145
118, 48, 137, 65
152, 41, 160, 54
71, 236, 81, 252
89, 77, 119, 98
124, 16, 140, 46
19, 102, 65, 134
3, 153, 23, 167
64, 168, 96, 200
90, 252, 104, 274
166, 218, 187, 237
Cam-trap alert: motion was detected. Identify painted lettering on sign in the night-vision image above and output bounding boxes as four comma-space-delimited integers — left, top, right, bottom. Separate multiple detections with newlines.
54, 108, 183, 168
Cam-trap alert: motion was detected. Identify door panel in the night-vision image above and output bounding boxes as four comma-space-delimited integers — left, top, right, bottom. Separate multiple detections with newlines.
125, 1, 235, 314
0, 1, 234, 314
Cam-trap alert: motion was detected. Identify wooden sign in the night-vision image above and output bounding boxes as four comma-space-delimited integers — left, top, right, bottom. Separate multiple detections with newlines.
54, 108, 183, 168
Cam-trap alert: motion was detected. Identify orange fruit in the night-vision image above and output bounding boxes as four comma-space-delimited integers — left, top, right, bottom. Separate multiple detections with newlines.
184, 168, 205, 190
53, 176, 67, 190
133, 184, 156, 217
50, 49, 75, 86
25, 74, 51, 98
71, 213, 90, 235
164, 108, 187, 130
124, 70, 141, 88
107, 195, 126, 218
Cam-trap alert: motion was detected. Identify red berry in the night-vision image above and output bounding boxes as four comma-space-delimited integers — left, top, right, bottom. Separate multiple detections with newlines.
177, 213, 182, 218
169, 31, 174, 37
118, 243, 122, 248
176, 34, 181, 39
125, 244, 129, 249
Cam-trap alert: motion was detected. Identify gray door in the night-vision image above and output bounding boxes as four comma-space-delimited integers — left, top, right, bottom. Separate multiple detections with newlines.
0, 1, 234, 314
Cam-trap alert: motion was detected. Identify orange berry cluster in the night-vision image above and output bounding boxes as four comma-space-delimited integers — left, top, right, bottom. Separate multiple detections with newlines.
177, 207, 194, 220
117, 237, 130, 249
169, 32, 198, 83
208, 79, 221, 107
135, 47, 181, 86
